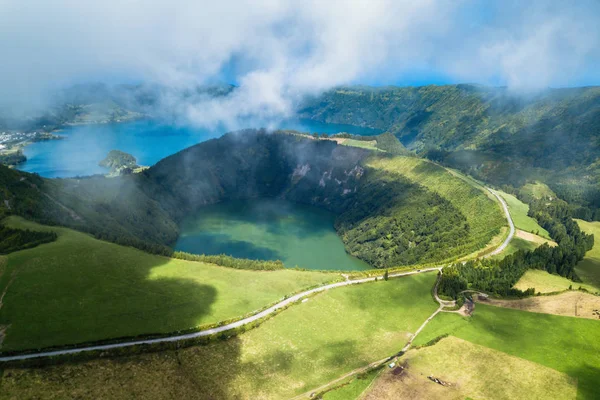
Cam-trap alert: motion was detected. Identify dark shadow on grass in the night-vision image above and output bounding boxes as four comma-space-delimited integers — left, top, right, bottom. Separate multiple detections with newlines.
0, 337, 244, 400
0, 232, 221, 352
565, 363, 600, 400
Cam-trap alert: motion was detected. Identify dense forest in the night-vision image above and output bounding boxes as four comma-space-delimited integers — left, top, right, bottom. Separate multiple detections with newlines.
300, 84, 600, 220
439, 197, 594, 298
335, 169, 469, 267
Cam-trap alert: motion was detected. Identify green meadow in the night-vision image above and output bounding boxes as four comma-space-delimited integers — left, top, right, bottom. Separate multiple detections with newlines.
413, 304, 600, 400
575, 219, 600, 290
491, 236, 538, 260
322, 369, 381, 400
497, 191, 550, 238
0, 273, 439, 399
514, 269, 598, 294
0, 217, 340, 351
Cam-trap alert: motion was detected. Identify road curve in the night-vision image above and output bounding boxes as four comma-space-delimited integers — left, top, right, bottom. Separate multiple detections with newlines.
486, 188, 515, 257
0, 267, 442, 362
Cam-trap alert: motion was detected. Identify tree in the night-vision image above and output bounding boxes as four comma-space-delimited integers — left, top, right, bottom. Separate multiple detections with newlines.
384, 269, 389, 281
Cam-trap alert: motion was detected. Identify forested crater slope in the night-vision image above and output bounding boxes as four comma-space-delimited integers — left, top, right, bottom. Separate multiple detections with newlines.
0, 130, 505, 268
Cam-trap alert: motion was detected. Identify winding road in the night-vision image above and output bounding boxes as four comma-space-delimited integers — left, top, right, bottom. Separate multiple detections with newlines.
486, 188, 515, 257
0, 186, 513, 363
0, 267, 442, 362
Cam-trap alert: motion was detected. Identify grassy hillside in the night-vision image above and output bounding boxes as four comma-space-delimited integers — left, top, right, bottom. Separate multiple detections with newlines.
515, 269, 598, 294
497, 191, 550, 238
367, 156, 505, 259
364, 336, 576, 400
0, 273, 438, 399
413, 304, 600, 400
490, 236, 538, 260
575, 219, 600, 289
0, 217, 339, 351
301, 85, 600, 218
322, 369, 381, 400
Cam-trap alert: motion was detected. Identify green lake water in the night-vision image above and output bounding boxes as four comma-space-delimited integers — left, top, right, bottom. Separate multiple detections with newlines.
175, 200, 370, 271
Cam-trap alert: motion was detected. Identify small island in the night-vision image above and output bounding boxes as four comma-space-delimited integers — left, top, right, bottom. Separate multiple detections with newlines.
99, 150, 146, 176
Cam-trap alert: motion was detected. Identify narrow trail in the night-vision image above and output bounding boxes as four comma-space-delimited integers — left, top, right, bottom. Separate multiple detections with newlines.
291, 271, 448, 400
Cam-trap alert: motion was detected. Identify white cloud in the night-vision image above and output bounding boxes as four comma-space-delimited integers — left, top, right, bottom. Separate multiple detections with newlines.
0, 0, 598, 125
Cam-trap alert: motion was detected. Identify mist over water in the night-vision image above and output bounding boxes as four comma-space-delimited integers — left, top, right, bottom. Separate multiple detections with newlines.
19, 119, 380, 178
176, 199, 370, 271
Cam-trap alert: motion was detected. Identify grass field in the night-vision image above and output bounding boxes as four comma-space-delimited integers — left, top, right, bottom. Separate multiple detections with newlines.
363, 336, 576, 400
0, 217, 340, 351
491, 236, 538, 260
340, 138, 380, 151
575, 219, 600, 290
520, 181, 556, 200
413, 304, 600, 400
514, 269, 599, 294
322, 369, 381, 400
0, 273, 439, 399
368, 157, 506, 257
497, 191, 550, 238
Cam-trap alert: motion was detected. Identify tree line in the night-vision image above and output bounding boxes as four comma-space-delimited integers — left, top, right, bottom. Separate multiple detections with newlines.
439, 197, 594, 298
172, 251, 285, 270
0, 225, 57, 254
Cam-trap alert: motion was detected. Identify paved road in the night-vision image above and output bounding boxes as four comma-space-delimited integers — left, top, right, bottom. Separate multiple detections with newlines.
0, 267, 441, 362
486, 188, 515, 257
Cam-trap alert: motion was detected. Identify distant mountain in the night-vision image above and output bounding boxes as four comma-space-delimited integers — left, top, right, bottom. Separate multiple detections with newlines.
0, 82, 236, 132
300, 84, 600, 219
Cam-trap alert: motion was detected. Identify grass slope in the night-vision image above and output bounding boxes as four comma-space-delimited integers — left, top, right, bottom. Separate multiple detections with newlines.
575, 219, 600, 289
363, 336, 576, 400
368, 156, 505, 257
340, 138, 380, 151
490, 236, 538, 260
0, 217, 339, 351
521, 181, 556, 200
322, 369, 381, 400
497, 191, 550, 238
514, 269, 598, 294
0, 273, 439, 399
413, 304, 600, 400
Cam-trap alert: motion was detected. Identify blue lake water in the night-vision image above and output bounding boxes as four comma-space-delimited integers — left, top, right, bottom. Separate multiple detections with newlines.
176, 199, 370, 271
19, 119, 380, 178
